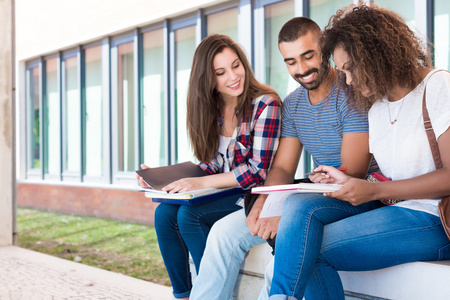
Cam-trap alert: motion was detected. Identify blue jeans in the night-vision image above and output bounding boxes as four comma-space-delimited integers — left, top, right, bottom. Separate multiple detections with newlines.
154, 194, 242, 299
190, 209, 266, 300
269, 195, 450, 300
269, 194, 383, 300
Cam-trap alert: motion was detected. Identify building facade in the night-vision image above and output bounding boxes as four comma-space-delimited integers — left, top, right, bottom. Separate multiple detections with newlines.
16, 0, 450, 224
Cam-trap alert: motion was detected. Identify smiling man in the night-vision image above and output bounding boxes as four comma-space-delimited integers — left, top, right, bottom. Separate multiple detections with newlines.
189, 17, 378, 300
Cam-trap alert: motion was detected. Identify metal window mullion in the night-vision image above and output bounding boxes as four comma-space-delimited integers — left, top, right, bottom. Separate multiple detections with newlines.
134, 28, 142, 169
110, 43, 119, 182
163, 21, 170, 167
238, 0, 254, 66
39, 58, 45, 179
426, 0, 435, 64
168, 23, 176, 165
78, 46, 85, 182
103, 37, 112, 184
58, 52, 63, 181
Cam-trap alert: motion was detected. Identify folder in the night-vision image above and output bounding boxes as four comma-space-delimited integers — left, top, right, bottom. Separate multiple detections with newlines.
136, 161, 245, 205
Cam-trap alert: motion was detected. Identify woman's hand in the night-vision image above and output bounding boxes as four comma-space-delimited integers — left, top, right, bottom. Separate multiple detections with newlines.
136, 164, 151, 188
162, 177, 206, 194
324, 177, 379, 206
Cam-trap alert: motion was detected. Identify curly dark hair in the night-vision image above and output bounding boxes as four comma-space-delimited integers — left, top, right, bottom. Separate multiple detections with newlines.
321, 4, 432, 111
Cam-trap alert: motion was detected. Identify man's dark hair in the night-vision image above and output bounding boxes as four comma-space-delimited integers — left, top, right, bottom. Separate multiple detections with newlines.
278, 17, 321, 44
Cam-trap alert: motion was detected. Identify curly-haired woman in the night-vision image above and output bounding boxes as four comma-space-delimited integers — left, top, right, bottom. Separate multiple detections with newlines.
266, 4, 450, 300
137, 34, 281, 299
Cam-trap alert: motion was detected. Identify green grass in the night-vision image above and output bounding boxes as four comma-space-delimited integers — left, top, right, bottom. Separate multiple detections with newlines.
16, 207, 170, 286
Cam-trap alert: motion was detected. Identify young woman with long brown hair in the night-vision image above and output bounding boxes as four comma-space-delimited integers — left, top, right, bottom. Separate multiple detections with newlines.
138, 34, 281, 299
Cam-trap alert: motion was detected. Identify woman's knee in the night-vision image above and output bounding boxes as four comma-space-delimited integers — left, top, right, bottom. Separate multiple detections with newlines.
154, 204, 179, 233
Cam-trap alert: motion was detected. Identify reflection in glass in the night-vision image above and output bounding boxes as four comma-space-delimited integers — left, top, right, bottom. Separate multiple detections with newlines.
44, 57, 60, 176
435, 0, 450, 70
265, 0, 295, 100
206, 8, 238, 41
372, 0, 416, 32
174, 26, 196, 164
117, 42, 135, 172
28, 66, 40, 170
310, 0, 353, 29
63, 56, 80, 173
84, 46, 103, 177
143, 29, 166, 167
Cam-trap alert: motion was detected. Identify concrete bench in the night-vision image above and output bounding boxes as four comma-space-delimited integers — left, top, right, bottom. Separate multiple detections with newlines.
229, 244, 450, 300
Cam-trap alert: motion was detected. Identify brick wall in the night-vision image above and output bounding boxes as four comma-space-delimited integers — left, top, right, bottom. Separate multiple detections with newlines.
17, 183, 160, 225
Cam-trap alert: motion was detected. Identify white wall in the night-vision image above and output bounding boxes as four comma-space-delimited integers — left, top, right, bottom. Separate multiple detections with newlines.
0, 0, 14, 246
15, 0, 229, 61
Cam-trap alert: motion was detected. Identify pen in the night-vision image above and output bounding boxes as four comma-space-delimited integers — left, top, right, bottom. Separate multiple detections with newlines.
305, 168, 347, 176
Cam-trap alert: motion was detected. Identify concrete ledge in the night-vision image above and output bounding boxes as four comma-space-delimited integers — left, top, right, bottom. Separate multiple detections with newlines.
339, 260, 450, 300
234, 244, 450, 300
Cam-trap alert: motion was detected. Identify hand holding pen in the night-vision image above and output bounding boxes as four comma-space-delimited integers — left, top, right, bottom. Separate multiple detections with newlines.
305, 167, 347, 176
307, 166, 349, 184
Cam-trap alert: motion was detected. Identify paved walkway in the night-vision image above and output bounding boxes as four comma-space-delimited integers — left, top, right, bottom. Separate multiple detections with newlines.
0, 246, 172, 300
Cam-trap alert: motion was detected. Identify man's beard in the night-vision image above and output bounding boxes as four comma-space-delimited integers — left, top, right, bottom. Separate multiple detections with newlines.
294, 67, 326, 90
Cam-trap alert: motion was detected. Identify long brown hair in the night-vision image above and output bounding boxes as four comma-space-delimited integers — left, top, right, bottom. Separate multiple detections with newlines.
187, 34, 280, 162
321, 4, 432, 111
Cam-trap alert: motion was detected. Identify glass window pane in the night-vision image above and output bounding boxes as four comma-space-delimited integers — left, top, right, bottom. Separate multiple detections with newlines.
373, 0, 415, 29
207, 7, 238, 40
142, 29, 166, 167
63, 56, 80, 173
435, 0, 450, 70
265, 0, 295, 100
44, 57, 60, 176
310, 0, 354, 29
117, 42, 135, 172
28, 66, 40, 170
84, 46, 103, 177
174, 26, 196, 164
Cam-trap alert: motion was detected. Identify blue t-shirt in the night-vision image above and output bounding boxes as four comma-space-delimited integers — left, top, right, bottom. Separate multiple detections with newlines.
282, 80, 377, 173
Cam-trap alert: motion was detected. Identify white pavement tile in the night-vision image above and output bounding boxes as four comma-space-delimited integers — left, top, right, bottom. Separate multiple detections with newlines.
0, 246, 172, 300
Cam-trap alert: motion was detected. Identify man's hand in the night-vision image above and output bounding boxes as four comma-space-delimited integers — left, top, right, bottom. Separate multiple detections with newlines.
245, 196, 280, 240
255, 216, 280, 240
245, 197, 265, 236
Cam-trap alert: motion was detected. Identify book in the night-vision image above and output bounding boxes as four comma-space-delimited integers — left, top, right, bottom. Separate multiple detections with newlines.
135, 161, 208, 191
251, 182, 344, 194
135, 161, 245, 205
141, 186, 245, 206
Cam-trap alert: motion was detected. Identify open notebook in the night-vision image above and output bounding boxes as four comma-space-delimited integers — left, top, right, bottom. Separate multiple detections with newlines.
251, 182, 343, 194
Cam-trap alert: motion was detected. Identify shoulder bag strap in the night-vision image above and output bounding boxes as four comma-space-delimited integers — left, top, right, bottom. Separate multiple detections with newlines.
422, 69, 449, 169
422, 69, 450, 240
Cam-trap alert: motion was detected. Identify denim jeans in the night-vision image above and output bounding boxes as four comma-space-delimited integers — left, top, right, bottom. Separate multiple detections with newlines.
269, 195, 450, 300
269, 194, 383, 300
190, 209, 266, 300
154, 194, 242, 299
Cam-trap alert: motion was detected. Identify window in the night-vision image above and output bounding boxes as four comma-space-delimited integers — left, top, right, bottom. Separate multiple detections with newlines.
142, 29, 167, 167
84, 45, 104, 178
62, 54, 80, 179
174, 25, 196, 164
310, 0, 353, 29
43, 57, 60, 179
435, 0, 450, 70
264, 0, 295, 100
117, 41, 135, 173
26, 65, 40, 172
373, 0, 415, 29
206, 7, 238, 40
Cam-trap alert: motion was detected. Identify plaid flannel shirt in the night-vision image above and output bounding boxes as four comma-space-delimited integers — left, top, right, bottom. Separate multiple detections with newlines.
199, 94, 281, 190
